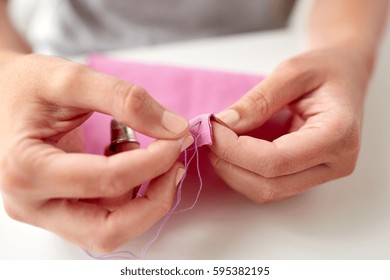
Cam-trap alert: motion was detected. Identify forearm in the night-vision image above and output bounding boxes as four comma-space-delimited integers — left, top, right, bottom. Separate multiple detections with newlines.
308, 0, 388, 71
0, 0, 31, 58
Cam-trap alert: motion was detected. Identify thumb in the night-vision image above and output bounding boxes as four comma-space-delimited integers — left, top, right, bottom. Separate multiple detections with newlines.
53, 62, 189, 139
216, 58, 324, 134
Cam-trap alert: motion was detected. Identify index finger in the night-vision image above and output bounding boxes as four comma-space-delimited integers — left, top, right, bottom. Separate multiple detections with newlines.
210, 120, 337, 178
43, 59, 188, 139
216, 55, 324, 134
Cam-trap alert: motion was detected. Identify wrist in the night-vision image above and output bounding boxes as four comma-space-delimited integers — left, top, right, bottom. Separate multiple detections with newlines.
308, 41, 377, 77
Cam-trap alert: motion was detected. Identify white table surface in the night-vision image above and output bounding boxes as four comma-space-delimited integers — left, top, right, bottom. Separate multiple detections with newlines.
1, 2, 390, 259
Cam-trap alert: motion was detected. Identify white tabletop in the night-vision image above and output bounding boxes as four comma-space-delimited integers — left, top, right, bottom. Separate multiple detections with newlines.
1, 2, 390, 259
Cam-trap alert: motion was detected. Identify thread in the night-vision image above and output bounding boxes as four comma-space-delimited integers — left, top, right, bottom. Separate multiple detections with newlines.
140, 134, 202, 258
84, 127, 204, 260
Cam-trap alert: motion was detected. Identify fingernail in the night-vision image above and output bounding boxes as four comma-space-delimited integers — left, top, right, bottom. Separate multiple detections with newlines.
179, 135, 194, 152
216, 109, 240, 126
162, 111, 188, 134
175, 168, 186, 187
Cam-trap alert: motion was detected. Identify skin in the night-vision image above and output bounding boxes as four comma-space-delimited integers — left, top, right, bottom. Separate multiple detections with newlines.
0, 0, 193, 252
0, 0, 387, 251
211, 0, 388, 203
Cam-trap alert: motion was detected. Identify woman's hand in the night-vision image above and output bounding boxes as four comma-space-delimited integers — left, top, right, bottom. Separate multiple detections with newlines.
210, 47, 370, 204
0, 52, 193, 252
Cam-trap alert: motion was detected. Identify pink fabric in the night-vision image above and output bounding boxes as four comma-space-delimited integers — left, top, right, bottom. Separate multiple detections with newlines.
82, 56, 264, 259
188, 114, 216, 149
83, 54, 263, 153
136, 113, 220, 197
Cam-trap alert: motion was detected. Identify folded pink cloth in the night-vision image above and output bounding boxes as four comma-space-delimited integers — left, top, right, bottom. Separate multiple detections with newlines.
82, 55, 266, 259
83, 54, 263, 153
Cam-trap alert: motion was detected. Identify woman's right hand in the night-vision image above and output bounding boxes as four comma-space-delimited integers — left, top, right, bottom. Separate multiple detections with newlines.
0, 51, 193, 252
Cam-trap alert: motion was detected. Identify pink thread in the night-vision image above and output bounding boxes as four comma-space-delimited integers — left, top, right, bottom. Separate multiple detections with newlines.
140, 139, 198, 258
84, 248, 138, 260
174, 135, 203, 214
84, 117, 209, 260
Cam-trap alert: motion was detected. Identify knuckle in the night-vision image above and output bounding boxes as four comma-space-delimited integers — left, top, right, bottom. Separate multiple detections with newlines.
241, 90, 269, 116
2, 201, 24, 222
116, 84, 151, 120
253, 184, 277, 204
330, 116, 361, 159
219, 146, 232, 162
0, 158, 13, 194
346, 124, 361, 156
277, 56, 317, 85
277, 54, 314, 76
328, 159, 356, 181
98, 164, 127, 197
257, 160, 278, 178
213, 141, 235, 163
337, 156, 358, 177
278, 56, 305, 73
209, 153, 226, 172
0, 154, 28, 195
344, 144, 360, 174
344, 161, 357, 176
90, 228, 119, 253
18, 54, 45, 70
48, 62, 87, 93
250, 192, 267, 205
254, 155, 283, 178
324, 115, 361, 179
